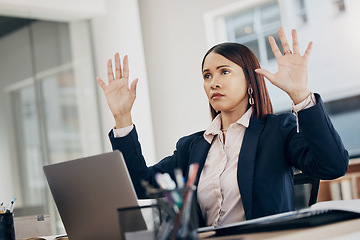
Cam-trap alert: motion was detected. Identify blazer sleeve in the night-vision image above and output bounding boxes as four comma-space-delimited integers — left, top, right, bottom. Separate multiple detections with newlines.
282, 93, 349, 179
109, 125, 198, 198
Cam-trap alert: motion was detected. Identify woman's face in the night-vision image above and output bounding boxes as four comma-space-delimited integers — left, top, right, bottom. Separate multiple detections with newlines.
203, 52, 248, 114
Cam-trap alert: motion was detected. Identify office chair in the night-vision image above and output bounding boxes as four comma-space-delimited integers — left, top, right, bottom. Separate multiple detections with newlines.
294, 171, 320, 207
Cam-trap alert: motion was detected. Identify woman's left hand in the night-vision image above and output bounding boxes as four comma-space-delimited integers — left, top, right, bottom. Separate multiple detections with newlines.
255, 28, 313, 104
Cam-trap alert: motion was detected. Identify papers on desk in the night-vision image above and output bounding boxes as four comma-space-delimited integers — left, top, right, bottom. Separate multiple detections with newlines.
22, 235, 68, 240
198, 199, 360, 237
309, 199, 360, 213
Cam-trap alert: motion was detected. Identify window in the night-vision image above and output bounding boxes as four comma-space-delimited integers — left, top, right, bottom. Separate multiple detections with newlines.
10, 68, 83, 211
225, 1, 282, 64
324, 95, 360, 158
1, 16, 102, 234
295, 0, 308, 25
332, 0, 346, 15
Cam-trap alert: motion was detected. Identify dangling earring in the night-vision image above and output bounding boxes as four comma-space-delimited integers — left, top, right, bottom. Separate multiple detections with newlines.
248, 86, 254, 105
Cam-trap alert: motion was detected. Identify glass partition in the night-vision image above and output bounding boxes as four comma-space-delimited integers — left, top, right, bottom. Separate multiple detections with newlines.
1, 17, 102, 234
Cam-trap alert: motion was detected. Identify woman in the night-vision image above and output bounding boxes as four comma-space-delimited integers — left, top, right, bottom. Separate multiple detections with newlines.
97, 28, 348, 227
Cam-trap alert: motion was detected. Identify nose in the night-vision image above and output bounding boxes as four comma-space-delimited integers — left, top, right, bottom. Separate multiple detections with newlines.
210, 75, 221, 89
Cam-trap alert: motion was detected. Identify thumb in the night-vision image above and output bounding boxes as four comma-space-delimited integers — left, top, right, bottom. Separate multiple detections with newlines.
129, 78, 138, 96
255, 68, 275, 82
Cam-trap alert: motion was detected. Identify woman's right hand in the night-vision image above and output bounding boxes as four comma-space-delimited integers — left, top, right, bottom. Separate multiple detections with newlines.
97, 53, 138, 128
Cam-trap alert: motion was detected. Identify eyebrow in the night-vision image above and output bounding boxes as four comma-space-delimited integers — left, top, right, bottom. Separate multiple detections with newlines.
202, 65, 231, 73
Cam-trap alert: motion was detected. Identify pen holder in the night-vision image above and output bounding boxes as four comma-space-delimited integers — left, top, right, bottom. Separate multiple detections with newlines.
118, 203, 163, 240
149, 186, 198, 240
118, 187, 198, 240
0, 213, 16, 240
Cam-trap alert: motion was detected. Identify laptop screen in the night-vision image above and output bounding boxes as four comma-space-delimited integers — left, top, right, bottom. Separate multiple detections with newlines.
43, 150, 147, 240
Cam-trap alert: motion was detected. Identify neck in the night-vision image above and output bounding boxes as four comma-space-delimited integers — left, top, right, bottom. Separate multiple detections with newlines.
221, 105, 249, 131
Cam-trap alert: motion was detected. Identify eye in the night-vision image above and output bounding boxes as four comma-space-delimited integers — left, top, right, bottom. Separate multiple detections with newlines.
203, 73, 212, 80
221, 69, 230, 75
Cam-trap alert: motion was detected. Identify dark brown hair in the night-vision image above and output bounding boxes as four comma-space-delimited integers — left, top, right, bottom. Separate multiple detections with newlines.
202, 42, 273, 120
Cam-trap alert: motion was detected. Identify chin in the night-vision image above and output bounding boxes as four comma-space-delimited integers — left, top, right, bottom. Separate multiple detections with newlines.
211, 103, 227, 112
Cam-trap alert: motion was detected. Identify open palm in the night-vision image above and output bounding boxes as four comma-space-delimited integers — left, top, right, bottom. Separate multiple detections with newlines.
255, 28, 313, 104
97, 53, 138, 118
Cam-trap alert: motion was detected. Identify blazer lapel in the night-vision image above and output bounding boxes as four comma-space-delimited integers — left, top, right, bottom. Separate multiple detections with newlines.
187, 134, 212, 227
237, 117, 265, 220
187, 135, 212, 186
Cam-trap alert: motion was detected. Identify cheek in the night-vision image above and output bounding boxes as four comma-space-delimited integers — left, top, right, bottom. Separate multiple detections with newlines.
229, 80, 247, 100
234, 78, 248, 93
203, 83, 211, 97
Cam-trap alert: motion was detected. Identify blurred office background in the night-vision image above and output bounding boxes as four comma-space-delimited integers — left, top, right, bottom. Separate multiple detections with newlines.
0, 0, 359, 234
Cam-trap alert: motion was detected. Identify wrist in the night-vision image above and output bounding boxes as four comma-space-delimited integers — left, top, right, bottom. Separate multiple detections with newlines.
114, 112, 133, 129
289, 89, 311, 105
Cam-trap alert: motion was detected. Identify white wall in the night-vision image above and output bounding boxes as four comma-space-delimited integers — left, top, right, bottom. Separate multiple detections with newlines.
91, 0, 156, 164
0, 0, 106, 21
138, 0, 240, 160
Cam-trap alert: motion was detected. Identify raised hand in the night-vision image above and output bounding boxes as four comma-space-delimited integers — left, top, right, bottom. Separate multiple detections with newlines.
97, 53, 138, 128
255, 28, 313, 104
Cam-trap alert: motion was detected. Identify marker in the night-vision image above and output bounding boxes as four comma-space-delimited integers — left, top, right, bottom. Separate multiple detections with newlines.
186, 163, 199, 187
179, 186, 195, 238
155, 173, 181, 213
174, 168, 185, 188
171, 163, 199, 240
141, 180, 177, 217
162, 173, 182, 208
155, 173, 168, 189
5, 198, 16, 214
162, 173, 176, 189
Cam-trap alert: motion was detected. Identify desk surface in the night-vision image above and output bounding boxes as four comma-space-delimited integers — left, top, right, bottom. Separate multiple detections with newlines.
198, 218, 360, 240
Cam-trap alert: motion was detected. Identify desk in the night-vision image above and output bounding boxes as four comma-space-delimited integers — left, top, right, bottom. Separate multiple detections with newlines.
198, 218, 360, 240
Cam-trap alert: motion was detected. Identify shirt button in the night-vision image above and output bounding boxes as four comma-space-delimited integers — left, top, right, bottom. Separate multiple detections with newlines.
220, 210, 226, 216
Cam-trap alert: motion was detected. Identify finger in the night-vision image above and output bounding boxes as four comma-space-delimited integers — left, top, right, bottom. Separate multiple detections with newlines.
115, 53, 122, 80
96, 77, 106, 91
255, 68, 275, 82
129, 78, 138, 97
303, 41, 313, 61
278, 27, 291, 54
268, 36, 282, 60
291, 29, 300, 55
123, 55, 129, 82
107, 59, 115, 82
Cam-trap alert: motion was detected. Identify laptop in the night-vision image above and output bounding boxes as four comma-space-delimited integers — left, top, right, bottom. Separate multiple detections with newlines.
43, 150, 147, 240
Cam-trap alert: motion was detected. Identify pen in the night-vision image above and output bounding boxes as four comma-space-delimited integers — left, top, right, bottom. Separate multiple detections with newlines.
141, 179, 158, 196
171, 163, 199, 240
174, 168, 185, 188
186, 163, 199, 187
141, 180, 177, 217
155, 173, 180, 213
5, 198, 17, 214
0, 202, 5, 214
179, 185, 196, 238
162, 173, 183, 208
155, 173, 168, 189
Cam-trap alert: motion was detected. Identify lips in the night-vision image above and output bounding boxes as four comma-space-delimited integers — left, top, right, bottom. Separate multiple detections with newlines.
211, 92, 224, 99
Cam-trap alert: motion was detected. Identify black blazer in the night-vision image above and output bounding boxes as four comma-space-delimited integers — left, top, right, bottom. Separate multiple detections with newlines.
109, 94, 348, 226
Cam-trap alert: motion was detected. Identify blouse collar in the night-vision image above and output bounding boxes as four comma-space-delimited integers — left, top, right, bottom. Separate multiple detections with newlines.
204, 107, 253, 143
